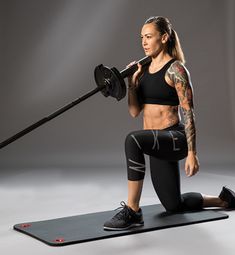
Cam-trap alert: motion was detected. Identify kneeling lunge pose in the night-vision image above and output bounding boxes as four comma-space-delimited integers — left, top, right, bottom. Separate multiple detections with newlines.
103, 16, 235, 231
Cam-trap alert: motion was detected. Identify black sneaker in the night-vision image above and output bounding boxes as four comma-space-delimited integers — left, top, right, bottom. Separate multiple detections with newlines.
219, 186, 235, 209
103, 201, 144, 231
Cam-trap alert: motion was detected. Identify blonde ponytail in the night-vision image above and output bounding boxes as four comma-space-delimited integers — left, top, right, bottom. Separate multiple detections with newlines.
169, 29, 185, 64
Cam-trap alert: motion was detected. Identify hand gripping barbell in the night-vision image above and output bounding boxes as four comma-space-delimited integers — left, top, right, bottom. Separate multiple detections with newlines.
0, 56, 151, 149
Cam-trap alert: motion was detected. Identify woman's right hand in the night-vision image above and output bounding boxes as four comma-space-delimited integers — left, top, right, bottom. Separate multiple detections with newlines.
126, 61, 143, 90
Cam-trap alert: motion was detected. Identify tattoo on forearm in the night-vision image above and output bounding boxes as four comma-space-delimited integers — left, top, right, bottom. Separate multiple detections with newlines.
166, 61, 196, 152
181, 108, 196, 152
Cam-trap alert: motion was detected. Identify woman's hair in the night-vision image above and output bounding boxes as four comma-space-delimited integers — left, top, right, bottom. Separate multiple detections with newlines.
145, 16, 185, 64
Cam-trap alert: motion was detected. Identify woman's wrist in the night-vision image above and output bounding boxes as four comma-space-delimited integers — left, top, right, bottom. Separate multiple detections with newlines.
127, 85, 136, 91
188, 150, 197, 156
127, 81, 137, 91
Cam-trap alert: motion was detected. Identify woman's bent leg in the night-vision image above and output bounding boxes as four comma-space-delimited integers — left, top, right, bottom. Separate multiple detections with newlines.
150, 157, 183, 212
125, 131, 146, 211
150, 156, 203, 212
125, 127, 188, 212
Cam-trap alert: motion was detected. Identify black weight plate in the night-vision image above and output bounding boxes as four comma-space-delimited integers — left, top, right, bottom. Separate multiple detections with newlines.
94, 64, 112, 97
94, 65, 126, 101
110, 67, 126, 101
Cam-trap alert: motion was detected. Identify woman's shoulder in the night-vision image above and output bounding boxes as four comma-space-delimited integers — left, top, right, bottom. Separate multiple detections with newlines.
168, 59, 190, 76
166, 59, 191, 84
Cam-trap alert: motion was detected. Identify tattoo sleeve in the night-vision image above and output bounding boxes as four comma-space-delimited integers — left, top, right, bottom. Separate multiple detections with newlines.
166, 61, 196, 153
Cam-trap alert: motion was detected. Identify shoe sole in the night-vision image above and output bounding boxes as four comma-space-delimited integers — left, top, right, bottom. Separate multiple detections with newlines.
103, 222, 144, 231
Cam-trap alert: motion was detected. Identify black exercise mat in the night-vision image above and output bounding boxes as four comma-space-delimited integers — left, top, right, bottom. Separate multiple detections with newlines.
13, 204, 228, 246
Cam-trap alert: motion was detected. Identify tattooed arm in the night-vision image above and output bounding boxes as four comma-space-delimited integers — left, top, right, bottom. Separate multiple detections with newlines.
166, 60, 199, 177
166, 60, 196, 153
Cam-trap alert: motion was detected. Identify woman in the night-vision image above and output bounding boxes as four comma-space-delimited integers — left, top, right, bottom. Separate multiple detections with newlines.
103, 16, 235, 231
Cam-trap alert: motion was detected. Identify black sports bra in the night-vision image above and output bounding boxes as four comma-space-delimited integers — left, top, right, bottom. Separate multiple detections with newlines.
137, 59, 179, 106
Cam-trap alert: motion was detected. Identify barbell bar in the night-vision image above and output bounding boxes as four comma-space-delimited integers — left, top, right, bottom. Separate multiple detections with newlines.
0, 56, 151, 150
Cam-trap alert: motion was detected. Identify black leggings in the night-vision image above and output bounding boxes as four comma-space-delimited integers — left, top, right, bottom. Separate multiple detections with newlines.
125, 122, 203, 213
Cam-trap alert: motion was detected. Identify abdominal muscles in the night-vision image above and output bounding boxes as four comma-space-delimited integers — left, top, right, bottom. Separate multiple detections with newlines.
143, 104, 180, 130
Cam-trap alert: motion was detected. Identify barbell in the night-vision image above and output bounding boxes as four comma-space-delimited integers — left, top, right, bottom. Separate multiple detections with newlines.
0, 56, 151, 149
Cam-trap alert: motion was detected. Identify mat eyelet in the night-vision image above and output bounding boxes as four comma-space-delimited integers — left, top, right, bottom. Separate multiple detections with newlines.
20, 224, 31, 228
53, 238, 65, 243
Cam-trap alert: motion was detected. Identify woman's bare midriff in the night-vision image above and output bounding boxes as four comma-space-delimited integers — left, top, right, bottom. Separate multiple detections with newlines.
143, 104, 180, 130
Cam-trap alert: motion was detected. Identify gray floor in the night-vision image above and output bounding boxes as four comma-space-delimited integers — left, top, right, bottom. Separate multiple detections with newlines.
1, 165, 235, 255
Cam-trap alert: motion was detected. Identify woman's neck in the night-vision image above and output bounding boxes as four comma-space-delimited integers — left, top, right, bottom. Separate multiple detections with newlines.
151, 51, 172, 66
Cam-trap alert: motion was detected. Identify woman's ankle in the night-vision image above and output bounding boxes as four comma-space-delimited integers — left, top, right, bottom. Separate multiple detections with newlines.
202, 195, 228, 208
127, 202, 140, 212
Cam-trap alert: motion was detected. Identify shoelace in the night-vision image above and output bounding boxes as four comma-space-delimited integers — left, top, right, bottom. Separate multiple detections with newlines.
112, 201, 132, 220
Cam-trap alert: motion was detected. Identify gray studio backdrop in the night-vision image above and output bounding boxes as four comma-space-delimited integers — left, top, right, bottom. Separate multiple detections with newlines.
0, 0, 235, 171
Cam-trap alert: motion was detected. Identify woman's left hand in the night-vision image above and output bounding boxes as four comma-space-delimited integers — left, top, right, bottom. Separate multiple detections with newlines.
184, 152, 200, 177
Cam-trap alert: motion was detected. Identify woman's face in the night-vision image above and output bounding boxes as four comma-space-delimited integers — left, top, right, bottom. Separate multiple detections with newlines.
141, 23, 166, 57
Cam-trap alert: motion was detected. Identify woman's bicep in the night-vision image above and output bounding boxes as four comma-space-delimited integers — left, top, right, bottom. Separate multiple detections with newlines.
166, 61, 194, 110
